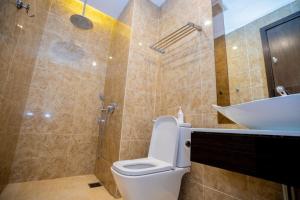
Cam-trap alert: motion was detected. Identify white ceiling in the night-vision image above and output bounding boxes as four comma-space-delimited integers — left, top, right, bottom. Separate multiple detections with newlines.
222, 0, 296, 34
150, 0, 167, 7
85, 0, 129, 19
85, 0, 166, 19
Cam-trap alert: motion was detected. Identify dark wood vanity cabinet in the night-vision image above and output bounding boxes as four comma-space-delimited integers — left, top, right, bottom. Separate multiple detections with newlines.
191, 131, 300, 197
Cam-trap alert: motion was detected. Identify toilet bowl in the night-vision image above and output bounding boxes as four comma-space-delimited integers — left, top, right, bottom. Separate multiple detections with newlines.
111, 116, 191, 200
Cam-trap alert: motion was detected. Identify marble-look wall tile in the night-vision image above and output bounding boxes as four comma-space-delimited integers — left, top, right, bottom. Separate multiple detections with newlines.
203, 187, 237, 200
96, 1, 160, 197
117, 0, 160, 171
179, 175, 204, 200
10, 133, 98, 183
9, 0, 115, 184
202, 165, 284, 200
156, 0, 217, 130
94, 1, 133, 197
95, 157, 119, 196
0, 0, 50, 191
10, 134, 67, 182
65, 135, 98, 176
119, 139, 150, 161
248, 177, 284, 200
203, 165, 250, 199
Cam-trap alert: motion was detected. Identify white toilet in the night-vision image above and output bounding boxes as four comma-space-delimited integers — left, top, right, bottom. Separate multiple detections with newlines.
111, 116, 191, 200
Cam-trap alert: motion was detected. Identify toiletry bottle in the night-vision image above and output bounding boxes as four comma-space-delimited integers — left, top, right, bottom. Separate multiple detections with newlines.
178, 106, 184, 124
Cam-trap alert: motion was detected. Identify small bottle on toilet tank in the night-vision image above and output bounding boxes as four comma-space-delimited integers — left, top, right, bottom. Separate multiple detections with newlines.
177, 106, 184, 124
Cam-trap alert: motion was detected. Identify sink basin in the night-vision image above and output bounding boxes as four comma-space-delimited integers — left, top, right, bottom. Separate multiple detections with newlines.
213, 93, 300, 131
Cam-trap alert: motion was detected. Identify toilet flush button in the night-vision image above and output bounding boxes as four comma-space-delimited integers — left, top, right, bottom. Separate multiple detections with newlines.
185, 140, 191, 148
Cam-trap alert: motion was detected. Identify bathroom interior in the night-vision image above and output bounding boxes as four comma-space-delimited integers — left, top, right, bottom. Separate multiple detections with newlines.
1, 0, 300, 199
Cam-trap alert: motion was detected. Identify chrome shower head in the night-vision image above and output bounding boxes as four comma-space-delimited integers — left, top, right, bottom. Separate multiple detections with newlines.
70, 14, 93, 30
70, 0, 93, 30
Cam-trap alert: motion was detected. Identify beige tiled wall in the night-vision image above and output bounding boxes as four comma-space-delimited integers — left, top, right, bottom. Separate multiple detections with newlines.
0, 0, 51, 192
214, 35, 232, 124
156, 0, 217, 130
8, 0, 115, 183
225, 2, 300, 105
119, 0, 160, 161
94, 1, 160, 197
95, 1, 133, 196
180, 163, 284, 200
95, 0, 160, 197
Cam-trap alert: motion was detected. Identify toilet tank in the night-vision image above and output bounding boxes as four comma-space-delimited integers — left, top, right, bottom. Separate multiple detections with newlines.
177, 123, 192, 168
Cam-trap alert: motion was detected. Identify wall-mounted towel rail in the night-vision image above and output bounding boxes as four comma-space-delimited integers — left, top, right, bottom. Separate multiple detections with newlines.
150, 22, 202, 54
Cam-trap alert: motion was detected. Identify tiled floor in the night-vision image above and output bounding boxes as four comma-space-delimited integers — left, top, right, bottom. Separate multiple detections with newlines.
0, 175, 121, 200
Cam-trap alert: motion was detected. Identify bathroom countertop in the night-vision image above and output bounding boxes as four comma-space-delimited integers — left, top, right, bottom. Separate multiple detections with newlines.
191, 128, 300, 137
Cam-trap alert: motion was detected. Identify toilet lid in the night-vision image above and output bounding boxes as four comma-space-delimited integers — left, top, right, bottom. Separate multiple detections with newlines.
148, 116, 179, 168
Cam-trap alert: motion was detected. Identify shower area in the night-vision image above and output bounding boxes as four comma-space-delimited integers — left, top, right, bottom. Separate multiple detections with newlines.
1, 0, 216, 199
0, 0, 117, 192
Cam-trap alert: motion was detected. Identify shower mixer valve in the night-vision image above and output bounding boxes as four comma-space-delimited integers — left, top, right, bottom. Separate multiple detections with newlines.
97, 103, 118, 125
16, 0, 34, 17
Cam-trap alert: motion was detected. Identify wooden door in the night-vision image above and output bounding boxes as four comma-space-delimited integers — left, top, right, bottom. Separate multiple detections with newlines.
261, 12, 300, 97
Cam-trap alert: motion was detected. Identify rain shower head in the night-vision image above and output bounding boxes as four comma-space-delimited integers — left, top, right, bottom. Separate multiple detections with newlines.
70, 0, 93, 30
70, 14, 93, 30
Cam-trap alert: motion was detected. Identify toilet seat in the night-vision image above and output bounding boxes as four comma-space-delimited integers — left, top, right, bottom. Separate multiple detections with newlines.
112, 157, 173, 176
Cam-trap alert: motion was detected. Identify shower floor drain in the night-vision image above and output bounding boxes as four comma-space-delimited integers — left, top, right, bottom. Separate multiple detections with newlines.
88, 182, 102, 188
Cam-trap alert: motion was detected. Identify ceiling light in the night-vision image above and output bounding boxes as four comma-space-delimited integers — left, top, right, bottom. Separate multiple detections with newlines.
109, 56, 113, 60
232, 46, 238, 50
92, 61, 97, 66
138, 42, 143, 46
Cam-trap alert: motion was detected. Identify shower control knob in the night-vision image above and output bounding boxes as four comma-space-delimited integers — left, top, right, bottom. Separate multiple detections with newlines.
185, 140, 191, 148
272, 56, 278, 64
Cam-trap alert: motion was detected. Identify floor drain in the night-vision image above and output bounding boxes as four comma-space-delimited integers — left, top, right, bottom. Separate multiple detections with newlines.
88, 182, 102, 188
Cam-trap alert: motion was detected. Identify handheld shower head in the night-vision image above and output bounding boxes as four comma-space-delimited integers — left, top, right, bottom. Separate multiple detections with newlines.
99, 94, 105, 102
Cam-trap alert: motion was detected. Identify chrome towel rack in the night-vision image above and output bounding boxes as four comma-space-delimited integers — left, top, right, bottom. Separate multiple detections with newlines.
150, 22, 202, 54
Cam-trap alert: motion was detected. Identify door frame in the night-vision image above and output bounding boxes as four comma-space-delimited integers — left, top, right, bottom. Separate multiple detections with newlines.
260, 11, 300, 97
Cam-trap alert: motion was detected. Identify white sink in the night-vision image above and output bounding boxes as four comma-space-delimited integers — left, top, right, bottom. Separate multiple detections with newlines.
213, 93, 300, 131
